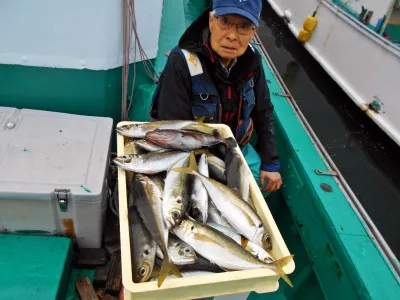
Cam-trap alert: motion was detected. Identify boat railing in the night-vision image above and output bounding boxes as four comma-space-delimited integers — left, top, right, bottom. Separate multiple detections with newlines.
324, 0, 400, 54
253, 32, 400, 281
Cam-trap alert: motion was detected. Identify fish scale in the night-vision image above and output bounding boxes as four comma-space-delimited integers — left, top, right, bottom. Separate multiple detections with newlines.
190, 154, 209, 223
145, 129, 237, 151
113, 150, 189, 174
207, 222, 273, 264
172, 153, 272, 251
135, 139, 167, 152
172, 218, 293, 287
133, 174, 182, 287
195, 172, 267, 247
116, 118, 210, 138
163, 156, 191, 229
225, 147, 251, 203
129, 205, 157, 283
207, 154, 226, 182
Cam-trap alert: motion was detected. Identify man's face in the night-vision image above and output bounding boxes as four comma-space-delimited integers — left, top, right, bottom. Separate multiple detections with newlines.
209, 12, 257, 62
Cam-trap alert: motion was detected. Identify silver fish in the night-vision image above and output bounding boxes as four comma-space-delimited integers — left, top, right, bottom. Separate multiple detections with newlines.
173, 153, 272, 251
125, 140, 146, 155
178, 254, 225, 273
207, 222, 273, 264
156, 235, 197, 265
129, 206, 157, 283
116, 119, 209, 138
154, 254, 225, 274
225, 147, 251, 203
135, 139, 167, 152
190, 154, 209, 223
207, 202, 231, 228
207, 154, 226, 182
145, 129, 237, 151
133, 174, 182, 287
173, 218, 293, 287
163, 156, 191, 229
113, 151, 189, 174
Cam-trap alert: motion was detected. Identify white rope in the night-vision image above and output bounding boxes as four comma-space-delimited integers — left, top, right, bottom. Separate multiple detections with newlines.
122, 0, 160, 120
121, 0, 131, 121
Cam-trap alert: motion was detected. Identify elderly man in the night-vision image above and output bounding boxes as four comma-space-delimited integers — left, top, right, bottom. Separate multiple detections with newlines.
150, 0, 282, 194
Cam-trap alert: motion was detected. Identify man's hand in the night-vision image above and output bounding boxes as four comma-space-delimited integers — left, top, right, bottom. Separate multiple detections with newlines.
260, 171, 282, 192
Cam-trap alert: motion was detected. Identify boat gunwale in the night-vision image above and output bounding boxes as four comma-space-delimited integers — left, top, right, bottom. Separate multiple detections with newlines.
254, 26, 400, 284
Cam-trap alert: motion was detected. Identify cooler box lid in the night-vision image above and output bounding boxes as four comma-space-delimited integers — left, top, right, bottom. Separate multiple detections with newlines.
0, 107, 113, 201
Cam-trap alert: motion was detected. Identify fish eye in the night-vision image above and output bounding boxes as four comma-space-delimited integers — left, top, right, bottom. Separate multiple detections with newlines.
191, 225, 195, 231
192, 208, 200, 218
138, 267, 146, 276
263, 233, 271, 243
184, 248, 191, 253
177, 199, 182, 204
258, 223, 263, 228
172, 211, 181, 220
144, 249, 149, 255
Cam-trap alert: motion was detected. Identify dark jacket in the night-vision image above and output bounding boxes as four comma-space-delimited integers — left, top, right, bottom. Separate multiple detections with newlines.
151, 10, 279, 170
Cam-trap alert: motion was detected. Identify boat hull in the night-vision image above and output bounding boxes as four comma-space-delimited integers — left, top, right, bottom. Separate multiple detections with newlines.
267, 0, 400, 146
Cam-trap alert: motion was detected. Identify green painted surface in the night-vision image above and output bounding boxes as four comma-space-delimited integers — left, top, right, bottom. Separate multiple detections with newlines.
0, 234, 72, 300
0, 64, 121, 121
129, 83, 156, 121
0, 0, 399, 299
154, 0, 186, 74
257, 51, 400, 299
184, 0, 213, 28
0, 60, 155, 150
385, 23, 400, 41
248, 195, 325, 299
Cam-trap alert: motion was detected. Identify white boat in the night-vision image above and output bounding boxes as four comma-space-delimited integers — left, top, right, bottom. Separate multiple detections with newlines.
266, 0, 400, 146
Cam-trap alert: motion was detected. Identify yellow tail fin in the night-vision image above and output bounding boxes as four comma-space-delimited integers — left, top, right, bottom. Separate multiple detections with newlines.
157, 257, 183, 287
193, 149, 211, 156
172, 152, 199, 174
197, 116, 206, 123
184, 118, 214, 134
274, 255, 294, 287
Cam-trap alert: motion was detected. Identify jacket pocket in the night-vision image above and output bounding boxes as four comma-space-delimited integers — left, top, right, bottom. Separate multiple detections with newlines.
192, 102, 217, 123
191, 80, 219, 123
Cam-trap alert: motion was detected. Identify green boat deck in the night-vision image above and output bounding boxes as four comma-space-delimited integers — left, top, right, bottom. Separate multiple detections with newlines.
0, 235, 72, 300
0, 0, 399, 299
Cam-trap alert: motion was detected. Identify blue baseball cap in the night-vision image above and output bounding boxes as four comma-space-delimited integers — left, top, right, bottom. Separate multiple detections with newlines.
212, 0, 262, 28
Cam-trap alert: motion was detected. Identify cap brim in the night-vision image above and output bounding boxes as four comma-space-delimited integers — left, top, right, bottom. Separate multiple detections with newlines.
214, 7, 259, 28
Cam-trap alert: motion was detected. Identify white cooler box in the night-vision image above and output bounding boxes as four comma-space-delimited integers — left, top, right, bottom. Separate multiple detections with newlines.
0, 107, 113, 248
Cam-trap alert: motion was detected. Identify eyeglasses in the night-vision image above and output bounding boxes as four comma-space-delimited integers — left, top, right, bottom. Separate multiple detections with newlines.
214, 15, 256, 35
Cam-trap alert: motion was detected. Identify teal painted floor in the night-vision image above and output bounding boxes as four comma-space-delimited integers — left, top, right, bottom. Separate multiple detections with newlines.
0, 234, 72, 300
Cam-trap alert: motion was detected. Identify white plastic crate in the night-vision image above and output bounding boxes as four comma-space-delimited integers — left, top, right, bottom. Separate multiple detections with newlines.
117, 121, 295, 300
